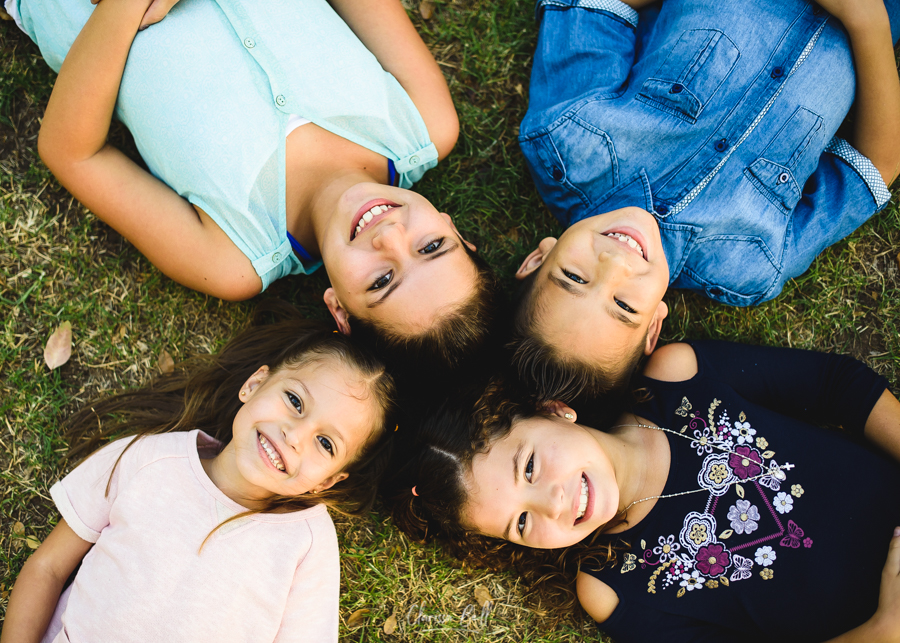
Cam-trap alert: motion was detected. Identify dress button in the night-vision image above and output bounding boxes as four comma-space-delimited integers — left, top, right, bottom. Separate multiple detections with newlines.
777, 172, 790, 184
243, 37, 256, 49
714, 139, 729, 152
770, 66, 784, 79
551, 167, 564, 180
409, 155, 420, 165
669, 83, 684, 94
275, 95, 286, 106
272, 252, 282, 263
656, 204, 669, 215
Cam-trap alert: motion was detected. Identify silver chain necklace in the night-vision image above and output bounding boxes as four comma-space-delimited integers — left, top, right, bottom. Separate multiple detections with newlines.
616, 422, 794, 511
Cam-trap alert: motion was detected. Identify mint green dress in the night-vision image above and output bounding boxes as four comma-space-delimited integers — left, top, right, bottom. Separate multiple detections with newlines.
15, 0, 439, 289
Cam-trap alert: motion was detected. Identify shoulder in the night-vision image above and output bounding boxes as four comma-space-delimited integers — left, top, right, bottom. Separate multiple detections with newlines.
642, 342, 698, 382
576, 571, 620, 623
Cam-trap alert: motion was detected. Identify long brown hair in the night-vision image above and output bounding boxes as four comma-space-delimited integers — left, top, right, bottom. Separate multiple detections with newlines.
65, 300, 396, 518
384, 378, 630, 612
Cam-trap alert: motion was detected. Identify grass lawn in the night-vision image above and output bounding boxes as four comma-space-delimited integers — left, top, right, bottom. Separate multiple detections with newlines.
1, 1, 898, 641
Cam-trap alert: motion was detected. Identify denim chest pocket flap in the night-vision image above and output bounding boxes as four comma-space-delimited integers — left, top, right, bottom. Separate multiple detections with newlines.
637, 29, 740, 124
745, 107, 823, 213
519, 113, 619, 226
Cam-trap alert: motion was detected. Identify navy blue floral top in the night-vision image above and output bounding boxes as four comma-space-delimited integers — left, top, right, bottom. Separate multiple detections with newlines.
587, 341, 897, 643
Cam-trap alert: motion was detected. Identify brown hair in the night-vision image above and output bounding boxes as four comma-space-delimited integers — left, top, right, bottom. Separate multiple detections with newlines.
385, 378, 631, 613
65, 300, 396, 518
509, 268, 647, 411
347, 244, 504, 373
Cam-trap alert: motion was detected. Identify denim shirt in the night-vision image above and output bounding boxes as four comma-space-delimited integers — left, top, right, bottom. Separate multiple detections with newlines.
519, 0, 896, 306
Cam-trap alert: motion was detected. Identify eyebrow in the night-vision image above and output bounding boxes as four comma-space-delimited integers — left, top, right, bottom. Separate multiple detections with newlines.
504, 440, 526, 541
367, 243, 461, 309
605, 305, 641, 329
548, 273, 585, 298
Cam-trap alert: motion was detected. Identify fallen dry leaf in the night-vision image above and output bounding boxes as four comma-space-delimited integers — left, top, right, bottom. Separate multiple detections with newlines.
44, 321, 72, 370
115, 324, 127, 344
347, 608, 371, 628
12, 521, 24, 536
383, 614, 398, 635
474, 586, 493, 607
419, 0, 434, 19
25, 535, 41, 549
158, 349, 175, 374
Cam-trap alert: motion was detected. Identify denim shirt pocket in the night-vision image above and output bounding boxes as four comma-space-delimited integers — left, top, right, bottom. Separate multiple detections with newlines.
519, 113, 619, 226
636, 29, 739, 124
745, 107, 823, 213
680, 235, 781, 306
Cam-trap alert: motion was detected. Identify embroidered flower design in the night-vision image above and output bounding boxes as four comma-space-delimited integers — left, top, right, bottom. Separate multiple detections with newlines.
653, 535, 681, 563
755, 546, 776, 567
731, 421, 756, 445
729, 555, 753, 582
695, 543, 731, 577
755, 436, 769, 449
803, 537, 813, 548
760, 460, 787, 491
680, 571, 705, 592
705, 580, 719, 589
773, 492, 794, 514
729, 446, 763, 479
727, 499, 760, 535
760, 568, 774, 580
690, 427, 715, 455
680, 512, 717, 553
715, 434, 735, 450
791, 484, 804, 498
698, 453, 736, 496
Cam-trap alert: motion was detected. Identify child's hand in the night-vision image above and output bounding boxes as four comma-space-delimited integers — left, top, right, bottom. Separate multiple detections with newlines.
869, 528, 900, 642
88, 0, 181, 31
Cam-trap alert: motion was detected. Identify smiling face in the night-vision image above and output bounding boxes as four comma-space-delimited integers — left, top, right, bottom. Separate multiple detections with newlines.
223, 357, 380, 505
516, 207, 670, 374
319, 183, 480, 337
464, 413, 621, 549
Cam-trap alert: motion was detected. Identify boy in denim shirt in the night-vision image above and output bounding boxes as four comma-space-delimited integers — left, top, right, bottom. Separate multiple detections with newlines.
512, 0, 900, 400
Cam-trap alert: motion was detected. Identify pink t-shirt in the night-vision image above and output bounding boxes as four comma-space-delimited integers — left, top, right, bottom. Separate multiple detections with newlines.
43, 430, 339, 643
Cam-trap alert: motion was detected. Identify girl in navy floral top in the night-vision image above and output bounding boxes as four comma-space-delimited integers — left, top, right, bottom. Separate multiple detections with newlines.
393, 341, 900, 642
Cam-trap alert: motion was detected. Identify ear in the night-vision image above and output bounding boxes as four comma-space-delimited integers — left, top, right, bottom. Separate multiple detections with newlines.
240, 365, 270, 401
516, 237, 557, 280
323, 288, 352, 335
544, 400, 577, 423
311, 471, 349, 493
643, 301, 669, 355
440, 212, 476, 252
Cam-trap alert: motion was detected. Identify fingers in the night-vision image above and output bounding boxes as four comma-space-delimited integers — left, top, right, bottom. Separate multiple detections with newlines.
884, 527, 900, 580
138, 0, 179, 29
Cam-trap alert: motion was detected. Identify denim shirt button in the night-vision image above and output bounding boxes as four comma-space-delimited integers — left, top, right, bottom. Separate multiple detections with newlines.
777, 172, 790, 184
551, 167, 564, 180
714, 139, 729, 152
812, 4, 822, 15
656, 204, 669, 215
669, 83, 684, 94
771, 66, 784, 79
709, 286, 724, 297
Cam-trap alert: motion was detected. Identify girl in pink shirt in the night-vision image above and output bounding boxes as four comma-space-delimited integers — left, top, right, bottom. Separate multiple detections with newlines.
2, 302, 396, 643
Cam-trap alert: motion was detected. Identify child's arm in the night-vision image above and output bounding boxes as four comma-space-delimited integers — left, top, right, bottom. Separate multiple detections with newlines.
0, 520, 92, 643
38, 0, 262, 301
325, 0, 459, 160
863, 390, 900, 465
819, 0, 900, 185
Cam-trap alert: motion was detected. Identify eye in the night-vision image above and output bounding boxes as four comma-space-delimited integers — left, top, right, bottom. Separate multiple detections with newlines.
286, 392, 303, 413
419, 238, 444, 254
563, 269, 586, 285
615, 298, 637, 314
525, 454, 534, 483
517, 511, 527, 537
369, 270, 393, 291
317, 436, 335, 456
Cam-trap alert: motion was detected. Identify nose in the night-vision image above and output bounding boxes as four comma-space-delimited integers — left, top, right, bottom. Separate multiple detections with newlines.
597, 249, 634, 279
282, 420, 310, 453
540, 481, 567, 521
371, 221, 407, 255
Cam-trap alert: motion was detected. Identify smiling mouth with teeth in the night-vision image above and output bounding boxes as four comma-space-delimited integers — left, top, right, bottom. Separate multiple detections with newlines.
258, 433, 285, 472
352, 204, 396, 240
576, 474, 589, 521
605, 232, 645, 259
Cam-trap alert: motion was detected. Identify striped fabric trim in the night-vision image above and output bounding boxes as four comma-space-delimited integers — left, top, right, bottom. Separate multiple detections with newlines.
537, 0, 638, 27
824, 137, 891, 208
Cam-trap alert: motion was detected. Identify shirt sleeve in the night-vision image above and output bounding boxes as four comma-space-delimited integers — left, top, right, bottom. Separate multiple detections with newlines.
688, 340, 889, 435
524, 0, 639, 119
273, 518, 340, 642
777, 137, 890, 298
50, 436, 139, 543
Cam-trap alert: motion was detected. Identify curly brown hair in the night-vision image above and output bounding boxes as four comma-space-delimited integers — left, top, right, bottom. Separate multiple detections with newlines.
64, 300, 397, 519
384, 378, 631, 613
